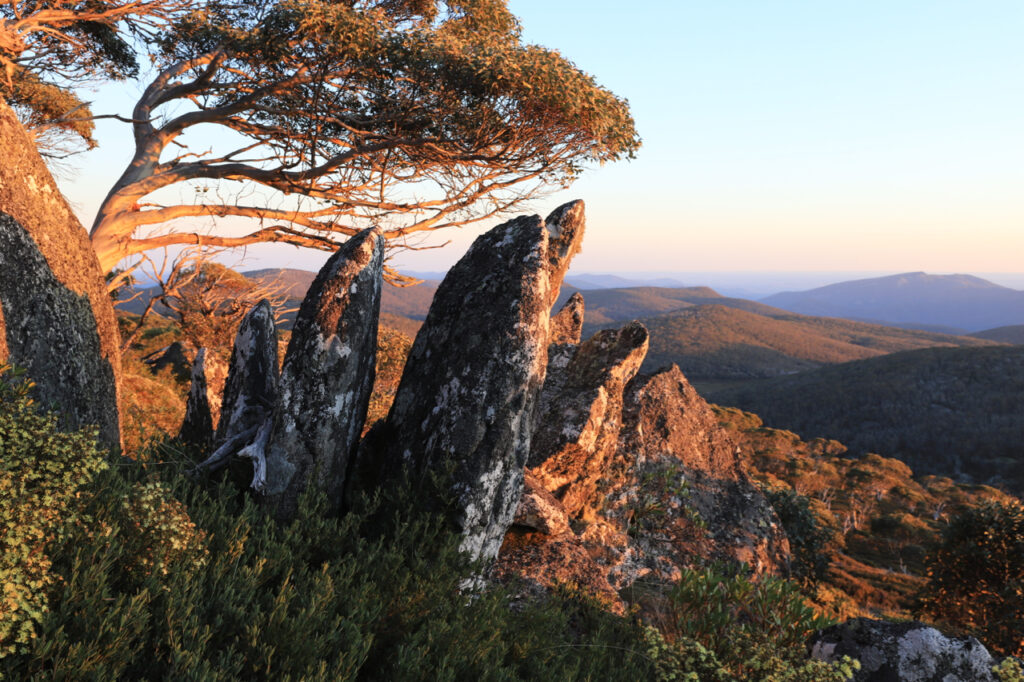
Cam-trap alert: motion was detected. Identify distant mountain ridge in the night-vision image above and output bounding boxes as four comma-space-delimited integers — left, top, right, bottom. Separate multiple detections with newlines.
761, 271, 1024, 332
585, 303, 997, 380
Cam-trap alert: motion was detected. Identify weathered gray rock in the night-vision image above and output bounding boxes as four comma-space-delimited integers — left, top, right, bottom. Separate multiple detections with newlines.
262, 228, 384, 518
216, 300, 279, 444
532, 293, 586, 441
371, 200, 586, 561
549, 292, 584, 345
810, 618, 998, 681
0, 100, 122, 448
179, 347, 228, 447
0, 212, 119, 442
529, 322, 649, 517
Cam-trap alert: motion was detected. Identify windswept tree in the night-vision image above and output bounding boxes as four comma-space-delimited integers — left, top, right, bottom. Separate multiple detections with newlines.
89, 0, 640, 277
0, 0, 181, 154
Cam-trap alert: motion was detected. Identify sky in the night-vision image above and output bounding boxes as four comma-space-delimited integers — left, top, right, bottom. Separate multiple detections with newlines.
57, 1, 1024, 286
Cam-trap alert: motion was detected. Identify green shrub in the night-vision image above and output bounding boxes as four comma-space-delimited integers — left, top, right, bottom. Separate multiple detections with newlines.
765, 488, 833, 586
922, 501, 1024, 656
0, 366, 108, 658
2, 462, 657, 680
655, 563, 857, 680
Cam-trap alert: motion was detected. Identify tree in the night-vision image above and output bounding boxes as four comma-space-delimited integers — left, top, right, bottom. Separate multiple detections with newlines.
122, 248, 292, 350
922, 501, 1024, 656
1, 0, 181, 152
89, 0, 640, 277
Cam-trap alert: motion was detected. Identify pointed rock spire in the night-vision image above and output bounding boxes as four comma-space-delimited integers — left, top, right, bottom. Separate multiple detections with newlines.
261, 228, 385, 518
367, 200, 586, 561
216, 300, 279, 445
179, 348, 228, 448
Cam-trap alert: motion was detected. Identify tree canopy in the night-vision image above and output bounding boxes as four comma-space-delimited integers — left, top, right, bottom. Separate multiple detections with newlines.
1, 0, 180, 151
88, 0, 640, 276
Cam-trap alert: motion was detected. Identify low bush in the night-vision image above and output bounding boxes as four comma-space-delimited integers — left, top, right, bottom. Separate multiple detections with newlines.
922, 501, 1024, 656
0, 366, 107, 658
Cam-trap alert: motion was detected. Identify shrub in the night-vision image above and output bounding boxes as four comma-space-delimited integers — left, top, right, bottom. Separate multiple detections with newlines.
0, 366, 108, 658
922, 501, 1024, 656
654, 563, 857, 680
765, 488, 833, 586
2, 462, 657, 680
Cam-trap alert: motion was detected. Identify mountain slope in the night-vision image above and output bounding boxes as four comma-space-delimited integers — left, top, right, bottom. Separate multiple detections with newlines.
554, 285, 785, 326
590, 304, 997, 380
971, 324, 1024, 344
706, 345, 1024, 493
761, 272, 1024, 332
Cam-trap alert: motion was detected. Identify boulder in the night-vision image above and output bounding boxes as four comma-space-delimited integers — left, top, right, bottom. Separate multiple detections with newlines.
529, 322, 649, 517
810, 618, 998, 682
178, 348, 228, 447
0, 100, 122, 448
0, 212, 119, 443
216, 300, 279, 445
369, 200, 586, 561
261, 228, 384, 518
512, 471, 571, 536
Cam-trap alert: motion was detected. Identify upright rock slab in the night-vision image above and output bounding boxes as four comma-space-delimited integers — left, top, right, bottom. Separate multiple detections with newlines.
179, 348, 228, 448
0, 100, 122, 448
216, 300, 279, 445
0, 212, 119, 442
372, 201, 586, 561
549, 291, 584, 345
529, 322, 649, 517
262, 228, 384, 518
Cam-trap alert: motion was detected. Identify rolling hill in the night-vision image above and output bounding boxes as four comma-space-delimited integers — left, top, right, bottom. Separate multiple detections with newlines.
970, 324, 1024, 344
705, 345, 1024, 494
585, 304, 998, 381
761, 272, 1024, 332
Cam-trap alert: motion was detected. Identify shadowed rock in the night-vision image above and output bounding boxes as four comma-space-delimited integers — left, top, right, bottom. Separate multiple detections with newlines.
529, 322, 649, 516
143, 342, 192, 383
0, 101, 122, 448
0, 212, 119, 442
262, 228, 385, 518
216, 300, 279, 444
369, 200, 586, 561
810, 618, 999, 681
179, 348, 228, 447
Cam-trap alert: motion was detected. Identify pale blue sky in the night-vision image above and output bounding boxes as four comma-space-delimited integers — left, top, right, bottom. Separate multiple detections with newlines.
58, 1, 1024, 280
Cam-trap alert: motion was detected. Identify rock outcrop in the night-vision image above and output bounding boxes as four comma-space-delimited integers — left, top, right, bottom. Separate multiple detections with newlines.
216, 300, 279, 445
367, 201, 586, 561
0, 212, 119, 443
810, 618, 999, 682
261, 228, 385, 518
0, 100, 122, 448
498, 314, 788, 607
529, 322, 649, 517
549, 291, 584, 345
179, 348, 228, 448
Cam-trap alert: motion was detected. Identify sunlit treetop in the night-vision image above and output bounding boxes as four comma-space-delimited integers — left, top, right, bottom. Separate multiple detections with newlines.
88, 0, 641, 277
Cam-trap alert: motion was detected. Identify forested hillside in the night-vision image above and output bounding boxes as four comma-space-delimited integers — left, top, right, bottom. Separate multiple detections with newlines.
707, 346, 1024, 494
